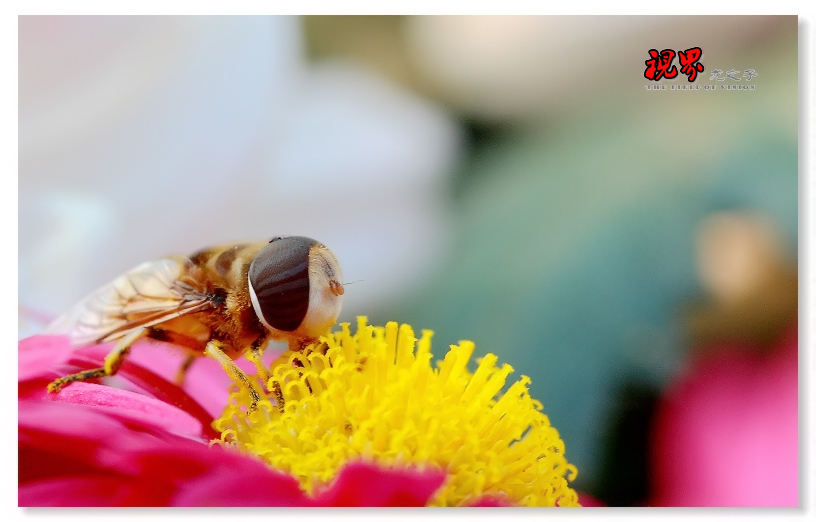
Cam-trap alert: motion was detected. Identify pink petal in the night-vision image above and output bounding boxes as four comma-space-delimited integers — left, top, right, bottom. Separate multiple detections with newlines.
22, 398, 320, 507
167, 448, 313, 507
50, 382, 205, 440
18, 335, 74, 382
312, 461, 447, 507
20, 400, 147, 448
122, 339, 189, 382
19, 475, 163, 507
19, 401, 167, 487
19, 336, 219, 437
98, 356, 220, 439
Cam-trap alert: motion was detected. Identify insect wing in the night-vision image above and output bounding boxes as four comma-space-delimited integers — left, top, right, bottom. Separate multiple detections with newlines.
45, 257, 212, 345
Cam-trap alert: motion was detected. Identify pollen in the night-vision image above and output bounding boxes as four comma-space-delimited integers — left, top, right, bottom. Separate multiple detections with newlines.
212, 317, 580, 507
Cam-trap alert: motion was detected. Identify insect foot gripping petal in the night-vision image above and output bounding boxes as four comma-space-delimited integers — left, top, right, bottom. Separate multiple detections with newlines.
203, 340, 261, 413
47, 329, 146, 393
47, 368, 109, 393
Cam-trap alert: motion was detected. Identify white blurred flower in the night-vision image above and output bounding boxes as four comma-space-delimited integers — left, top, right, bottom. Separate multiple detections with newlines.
19, 16, 461, 329
405, 16, 775, 121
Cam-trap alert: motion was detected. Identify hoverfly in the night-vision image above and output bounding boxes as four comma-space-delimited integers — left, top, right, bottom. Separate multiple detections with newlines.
45, 236, 344, 411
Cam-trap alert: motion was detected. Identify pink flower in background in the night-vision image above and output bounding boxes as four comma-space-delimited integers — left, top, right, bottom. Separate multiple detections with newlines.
649, 327, 798, 507
17, 335, 448, 507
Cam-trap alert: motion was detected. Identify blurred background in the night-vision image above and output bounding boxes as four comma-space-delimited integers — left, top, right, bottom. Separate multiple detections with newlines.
18, 16, 799, 506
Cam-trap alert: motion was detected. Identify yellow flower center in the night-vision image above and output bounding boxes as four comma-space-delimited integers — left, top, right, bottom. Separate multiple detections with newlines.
212, 317, 580, 507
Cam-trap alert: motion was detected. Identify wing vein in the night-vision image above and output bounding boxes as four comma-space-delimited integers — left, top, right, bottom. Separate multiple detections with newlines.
45, 257, 213, 346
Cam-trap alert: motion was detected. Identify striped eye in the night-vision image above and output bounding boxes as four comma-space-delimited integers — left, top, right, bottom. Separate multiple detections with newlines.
248, 236, 314, 332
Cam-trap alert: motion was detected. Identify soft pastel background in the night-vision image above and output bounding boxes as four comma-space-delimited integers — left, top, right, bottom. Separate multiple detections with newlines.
18, 16, 799, 506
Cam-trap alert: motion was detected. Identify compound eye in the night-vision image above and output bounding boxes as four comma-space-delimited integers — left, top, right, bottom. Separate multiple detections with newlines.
248, 237, 315, 332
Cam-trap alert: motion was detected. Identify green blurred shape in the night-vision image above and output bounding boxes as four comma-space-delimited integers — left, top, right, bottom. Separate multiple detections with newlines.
384, 104, 797, 488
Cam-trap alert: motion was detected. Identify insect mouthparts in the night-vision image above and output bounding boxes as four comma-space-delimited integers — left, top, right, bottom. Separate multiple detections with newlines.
210, 288, 227, 307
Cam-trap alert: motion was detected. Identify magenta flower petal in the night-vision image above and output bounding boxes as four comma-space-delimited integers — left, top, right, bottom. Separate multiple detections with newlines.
19, 399, 296, 506
20, 476, 154, 507
132, 444, 312, 507
311, 461, 447, 507
20, 435, 290, 507
19, 335, 219, 437
169, 454, 312, 507
19, 401, 191, 507
19, 334, 454, 507
49, 382, 205, 440
18, 335, 74, 382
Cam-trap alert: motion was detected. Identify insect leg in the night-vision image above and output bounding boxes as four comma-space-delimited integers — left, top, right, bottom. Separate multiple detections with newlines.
244, 341, 272, 386
244, 343, 287, 412
204, 340, 261, 413
175, 355, 196, 385
47, 329, 145, 393
143, 326, 201, 385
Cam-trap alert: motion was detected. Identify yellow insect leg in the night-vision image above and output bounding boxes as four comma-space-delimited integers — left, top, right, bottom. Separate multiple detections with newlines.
244, 344, 286, 411
244, 345, 272, 386
204, 340, 261, 413
47, 329, 145, 393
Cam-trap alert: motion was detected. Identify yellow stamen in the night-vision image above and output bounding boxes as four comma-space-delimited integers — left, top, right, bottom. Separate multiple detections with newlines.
212, 317, 580, 507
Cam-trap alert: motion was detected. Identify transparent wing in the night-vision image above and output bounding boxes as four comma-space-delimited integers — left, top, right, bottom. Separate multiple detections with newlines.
45, 256, 213, 346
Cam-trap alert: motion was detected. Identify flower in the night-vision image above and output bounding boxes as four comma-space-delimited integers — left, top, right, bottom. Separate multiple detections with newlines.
18, 318, 580, 507
214, 317, 580, 507
649, 326, 798, 507
19, 336, 453, 506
